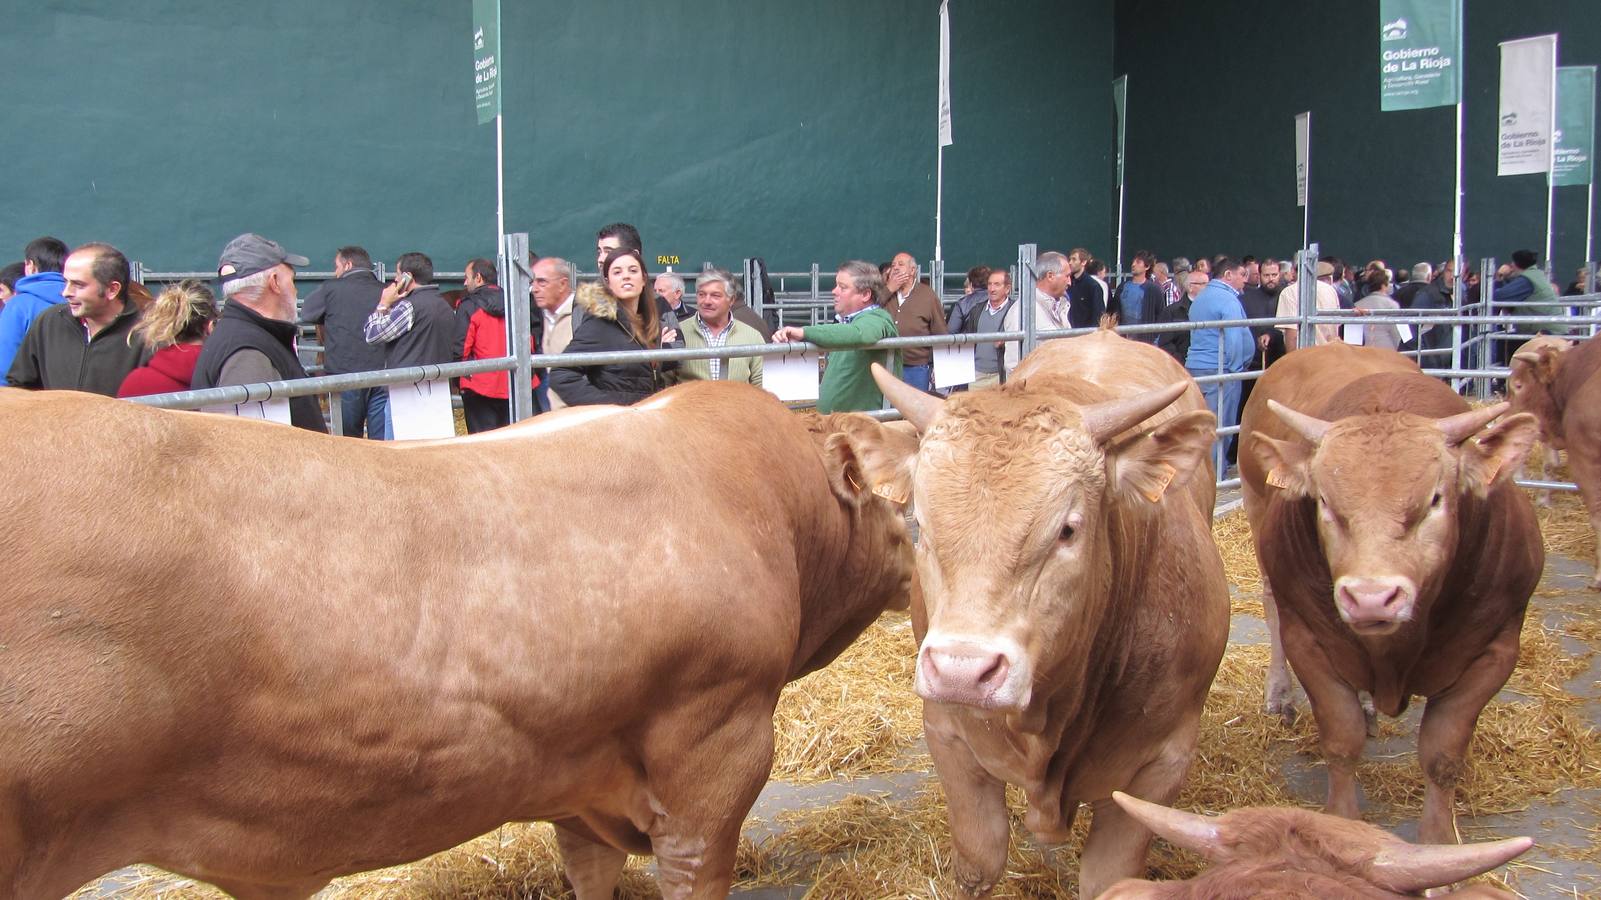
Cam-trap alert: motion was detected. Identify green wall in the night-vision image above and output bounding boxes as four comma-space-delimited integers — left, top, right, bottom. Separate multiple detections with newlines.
1113, 0, 1601, 274
2, 1, 1111, 277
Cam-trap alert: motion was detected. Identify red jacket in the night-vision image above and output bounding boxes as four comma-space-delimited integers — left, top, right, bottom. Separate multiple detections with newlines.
460, 307, 537, 399
117, 343, 203, 398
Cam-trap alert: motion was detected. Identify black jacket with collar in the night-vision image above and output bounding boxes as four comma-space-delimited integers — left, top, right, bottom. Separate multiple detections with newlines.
5, 299, 148, 396
549, 283, 666, 407
298, 269, 385, 375
193, 301, 328, 433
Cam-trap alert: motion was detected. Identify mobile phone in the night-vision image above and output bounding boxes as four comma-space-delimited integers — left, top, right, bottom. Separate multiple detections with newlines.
396, 272, 414, 292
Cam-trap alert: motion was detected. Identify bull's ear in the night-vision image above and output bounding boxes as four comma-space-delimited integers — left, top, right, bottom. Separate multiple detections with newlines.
1459, 412, 1540, 497
1511, 338, 1569, 386
821, 414, 918, 508
1251, 433, 1315, 498
1107, 410, 1216, 504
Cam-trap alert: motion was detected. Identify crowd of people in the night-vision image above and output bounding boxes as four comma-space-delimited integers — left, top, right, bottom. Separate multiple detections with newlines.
0, 228, 1591, 443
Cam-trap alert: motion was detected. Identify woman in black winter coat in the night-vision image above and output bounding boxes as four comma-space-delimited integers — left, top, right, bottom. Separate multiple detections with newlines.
551, 247, 678, 406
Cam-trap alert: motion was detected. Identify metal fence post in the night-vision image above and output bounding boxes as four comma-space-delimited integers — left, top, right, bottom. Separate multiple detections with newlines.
1018, 244, 1038, 357
503, 232, 534, 422
1297, 243, 1318, 349
742, 257, 759, 323
1450, 254, 1465, 392
809, 263, 821, 328
930, 258, 945, 305
1477, 257, 1495, 402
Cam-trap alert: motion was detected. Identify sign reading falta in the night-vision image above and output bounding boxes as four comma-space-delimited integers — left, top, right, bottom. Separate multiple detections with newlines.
1378, 0, 1461, 111
472, 0, 500, 126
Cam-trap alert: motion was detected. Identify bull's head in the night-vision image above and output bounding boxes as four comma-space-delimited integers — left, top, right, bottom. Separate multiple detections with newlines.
1251, 401, 1538, 636
1507, 336, 1573, 449
831, 365, 1214, 715
1101, 792, 1531, 898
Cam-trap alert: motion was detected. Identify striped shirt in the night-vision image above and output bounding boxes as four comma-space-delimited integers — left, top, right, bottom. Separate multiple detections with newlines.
363, 299, 415, 345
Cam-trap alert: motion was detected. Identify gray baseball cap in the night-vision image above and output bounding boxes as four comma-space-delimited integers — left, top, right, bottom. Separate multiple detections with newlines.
217, 233, 309, 283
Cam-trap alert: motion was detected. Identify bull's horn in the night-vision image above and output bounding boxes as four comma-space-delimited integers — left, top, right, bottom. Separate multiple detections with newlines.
1510, 350, 1543, 365
1368, 835, 1533, 892
871, 363, 942, 433
1079, 382, 1188, 445
1110, 792, 1225, 858
1266, 400, 1332, 445
1436, 402, 1508, 446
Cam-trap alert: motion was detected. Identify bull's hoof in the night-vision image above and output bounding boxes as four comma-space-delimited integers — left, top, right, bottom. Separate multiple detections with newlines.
1265, 689, 1298, 726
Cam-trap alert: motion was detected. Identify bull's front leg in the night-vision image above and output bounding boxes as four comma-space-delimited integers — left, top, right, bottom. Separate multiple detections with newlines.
1261, 578, 1298, 723
1079, 718, 1202, 899
926, 709, 1009, 898
1417, 621, 1521, 845
1282, 626, 1367, 819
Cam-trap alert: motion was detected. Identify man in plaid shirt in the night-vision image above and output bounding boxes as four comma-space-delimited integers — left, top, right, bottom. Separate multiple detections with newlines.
676, 268, 764, 387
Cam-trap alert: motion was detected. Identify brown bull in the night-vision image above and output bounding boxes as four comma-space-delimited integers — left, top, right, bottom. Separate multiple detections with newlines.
1099, 792, 1532, 899
0, 382, 912, 899
1239, 343, 1542, 844
844, 330, 1229, 898
1508, 334, 1601, 588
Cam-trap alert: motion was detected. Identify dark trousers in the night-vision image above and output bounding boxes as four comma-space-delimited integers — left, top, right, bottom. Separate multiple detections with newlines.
461, 390, 511, 433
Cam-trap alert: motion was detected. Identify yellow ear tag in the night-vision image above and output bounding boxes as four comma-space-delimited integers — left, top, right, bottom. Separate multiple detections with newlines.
1142, 463, 1178, 503
1266, 467, 1291, 490
872, 482, 909, 504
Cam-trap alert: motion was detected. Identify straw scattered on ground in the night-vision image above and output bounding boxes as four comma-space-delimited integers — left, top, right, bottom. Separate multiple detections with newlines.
1211, 509, 1264, 617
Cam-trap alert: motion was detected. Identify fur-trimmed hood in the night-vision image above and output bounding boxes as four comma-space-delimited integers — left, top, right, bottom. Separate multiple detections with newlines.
576, 282, 623, 322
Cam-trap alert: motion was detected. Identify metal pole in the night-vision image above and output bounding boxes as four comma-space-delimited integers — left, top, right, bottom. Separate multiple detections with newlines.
1588, 180, 1596, 266
1018, 243, 1038, 358
1453, 100, 1464, 270
935, 144, 945, 264
1298, 243, 1318, 349
1477, 256, 1495, 402
1303, 111, 1312, 249
504, 232, 533, 421
1450, 254, 1465, 392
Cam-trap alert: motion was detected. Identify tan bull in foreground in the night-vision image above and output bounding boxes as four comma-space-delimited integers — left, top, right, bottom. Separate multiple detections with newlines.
0, 382, 913, 899
1240, 343, 1543, 845
848, 330, 1230, 898
1508, 334, 1601, 588
1099, 793, 1532, 898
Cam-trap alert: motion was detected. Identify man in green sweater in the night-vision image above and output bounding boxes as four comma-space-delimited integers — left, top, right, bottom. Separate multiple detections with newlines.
772, 260, 901, 413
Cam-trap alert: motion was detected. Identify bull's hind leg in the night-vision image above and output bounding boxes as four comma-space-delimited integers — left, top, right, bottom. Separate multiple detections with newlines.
1417, 620, 1521, 845
1261, 578, 1298, 723
1079, 720, 1201, 899
554, 820, 628, 900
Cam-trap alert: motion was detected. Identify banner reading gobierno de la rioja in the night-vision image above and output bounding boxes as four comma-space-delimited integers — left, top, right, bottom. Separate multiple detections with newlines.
1554, 66, 1597, 188
472, 0, 500, 125
1379, 0, 1461, 112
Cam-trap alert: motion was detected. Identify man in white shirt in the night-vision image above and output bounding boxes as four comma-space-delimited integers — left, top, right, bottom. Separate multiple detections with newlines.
1033, 251, 1072, 331
1276, 259, 1343, 349
532, 257, 575, 411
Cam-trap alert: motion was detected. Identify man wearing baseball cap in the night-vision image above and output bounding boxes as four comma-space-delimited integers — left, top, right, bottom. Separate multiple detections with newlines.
1274, 258, 1344, 350
191, 233, 327, 432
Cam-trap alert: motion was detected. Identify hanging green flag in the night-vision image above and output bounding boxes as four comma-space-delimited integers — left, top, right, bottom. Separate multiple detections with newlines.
1379, 0, 1461, 111
472, 0, 501, 125
1554, 66, 1596, 187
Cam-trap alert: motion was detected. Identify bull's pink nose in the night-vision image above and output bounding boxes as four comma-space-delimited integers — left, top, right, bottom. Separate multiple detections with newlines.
1336, 578, 1411, 624
920, 641, 1011, 706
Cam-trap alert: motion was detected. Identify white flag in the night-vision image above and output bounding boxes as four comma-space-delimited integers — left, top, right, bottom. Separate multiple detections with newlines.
1294, 111, 1310, 208
1498, 34, 1558, 176
938, 0, 953, 147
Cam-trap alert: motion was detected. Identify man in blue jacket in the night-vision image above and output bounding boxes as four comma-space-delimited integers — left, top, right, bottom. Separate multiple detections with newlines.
0, 236, 70, 376
1185, 257, 1255, 468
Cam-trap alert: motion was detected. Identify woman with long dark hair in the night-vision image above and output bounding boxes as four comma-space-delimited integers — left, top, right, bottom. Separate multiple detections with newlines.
550, 247, 677, 406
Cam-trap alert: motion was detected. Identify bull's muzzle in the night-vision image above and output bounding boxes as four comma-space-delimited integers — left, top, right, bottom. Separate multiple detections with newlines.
1333, 575, 1417, 634
916, 635, 1030, 710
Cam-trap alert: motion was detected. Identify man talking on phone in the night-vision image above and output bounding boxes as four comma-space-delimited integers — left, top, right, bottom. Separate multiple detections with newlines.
363, 251, 455, 439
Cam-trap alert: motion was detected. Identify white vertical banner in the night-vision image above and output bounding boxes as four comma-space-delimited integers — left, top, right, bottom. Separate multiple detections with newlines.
937, 0, 953, 148
1295, 111, 1310, 207
1498, 35, 1558, 176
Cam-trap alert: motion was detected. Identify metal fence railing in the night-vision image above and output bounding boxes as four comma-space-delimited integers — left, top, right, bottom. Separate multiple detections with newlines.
125, 238, 1596, 498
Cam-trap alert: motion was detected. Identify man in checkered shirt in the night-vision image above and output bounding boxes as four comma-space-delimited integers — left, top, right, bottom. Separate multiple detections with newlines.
675, 268, 764, 387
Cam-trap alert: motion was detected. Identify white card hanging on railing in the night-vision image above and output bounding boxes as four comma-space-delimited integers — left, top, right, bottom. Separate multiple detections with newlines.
1397, 323, 1414, 344
202, 398, 292, 425
763, 350, 820, 402
931, 343, 976, 387
388, 379, 456, 440
1342, 324, 1365, 345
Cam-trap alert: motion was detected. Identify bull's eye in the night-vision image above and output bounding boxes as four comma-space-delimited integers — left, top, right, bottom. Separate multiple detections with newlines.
1059, 524, 1076, 543
1430, 490, 1444, 510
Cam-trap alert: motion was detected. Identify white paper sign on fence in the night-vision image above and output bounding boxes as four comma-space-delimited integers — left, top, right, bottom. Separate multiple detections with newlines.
202, 398, 292, 425
931, 343, 977, 387
1397, 323, 1414, 344
763, 350, 821, 402
1343, 324, 1366, 345
388, 379, 456, 440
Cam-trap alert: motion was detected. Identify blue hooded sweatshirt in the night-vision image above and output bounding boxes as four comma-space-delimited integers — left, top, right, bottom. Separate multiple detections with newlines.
0, 272, 67, 376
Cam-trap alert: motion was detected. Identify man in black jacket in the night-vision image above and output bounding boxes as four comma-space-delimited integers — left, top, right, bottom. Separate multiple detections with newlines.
6, 241, 148, 395
300, 245, 386, 437
193, 233, 327, 432
363, 252, 456, 438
